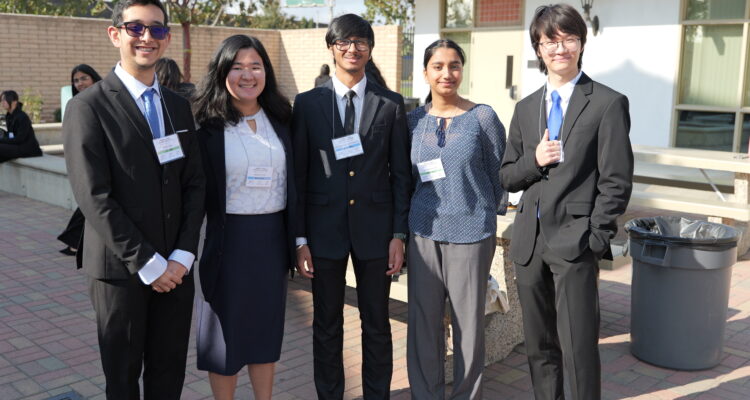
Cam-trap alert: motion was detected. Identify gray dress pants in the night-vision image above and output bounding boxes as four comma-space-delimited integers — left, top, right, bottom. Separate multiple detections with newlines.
406, 234, 496, 400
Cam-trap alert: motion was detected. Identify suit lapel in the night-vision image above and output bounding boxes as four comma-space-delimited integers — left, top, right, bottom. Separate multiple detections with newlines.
358, 82, 381, 139
561, 73, 592, 147
317, 80, 337, 134
205, 124, 227, 213
106, 74, 160, 161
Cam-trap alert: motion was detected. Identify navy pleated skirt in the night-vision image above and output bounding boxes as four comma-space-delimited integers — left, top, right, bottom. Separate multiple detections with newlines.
197, 212, 289, 375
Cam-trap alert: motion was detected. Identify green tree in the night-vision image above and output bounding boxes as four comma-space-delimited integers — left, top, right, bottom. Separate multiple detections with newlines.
250, 0, 316, 29
0, 0, 107, 16
363, 0, 414, 27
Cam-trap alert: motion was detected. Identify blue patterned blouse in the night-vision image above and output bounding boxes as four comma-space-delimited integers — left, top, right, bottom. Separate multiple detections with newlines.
407, 104, 508, 244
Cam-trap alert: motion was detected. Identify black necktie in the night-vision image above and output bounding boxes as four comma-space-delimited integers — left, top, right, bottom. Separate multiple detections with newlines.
344, 90, 355, 135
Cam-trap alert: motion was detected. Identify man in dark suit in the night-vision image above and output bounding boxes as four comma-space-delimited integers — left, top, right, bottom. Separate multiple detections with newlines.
292, 14, 411, 400
500, 4, 633, 399
62, 1, 204, 399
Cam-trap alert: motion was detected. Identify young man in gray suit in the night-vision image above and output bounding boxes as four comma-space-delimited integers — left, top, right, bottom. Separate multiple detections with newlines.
63, 1, 204, 398
292, 14, 411, 400
500, 4, 633, 399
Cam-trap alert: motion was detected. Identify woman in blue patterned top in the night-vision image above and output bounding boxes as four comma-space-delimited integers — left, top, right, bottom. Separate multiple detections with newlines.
406, 39, 507, 399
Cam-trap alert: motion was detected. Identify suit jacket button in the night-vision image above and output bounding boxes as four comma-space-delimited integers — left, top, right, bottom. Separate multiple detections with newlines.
164, 178, 169, 185
166, 212, 171, 219
349, 171, 355, 177
349, 199, 355, 205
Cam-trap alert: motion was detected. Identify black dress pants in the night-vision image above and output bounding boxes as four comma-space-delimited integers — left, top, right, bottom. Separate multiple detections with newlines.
311, 254, 393, 400
515, 228, 601, 400
88, 273, 194, 400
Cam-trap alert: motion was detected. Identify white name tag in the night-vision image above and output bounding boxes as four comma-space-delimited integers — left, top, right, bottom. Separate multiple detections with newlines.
559, 140, 565, 163
246, 166, 274, 188
332, 133, 364, 160
153, 134, 184, 164
417, 158, 446, 182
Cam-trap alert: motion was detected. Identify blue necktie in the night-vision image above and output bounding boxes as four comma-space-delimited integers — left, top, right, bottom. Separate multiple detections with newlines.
548, 90, 562, 141
142, 88, 161, 139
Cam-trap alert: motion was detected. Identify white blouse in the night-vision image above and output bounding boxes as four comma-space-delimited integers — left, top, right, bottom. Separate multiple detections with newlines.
224, 109, 287, 214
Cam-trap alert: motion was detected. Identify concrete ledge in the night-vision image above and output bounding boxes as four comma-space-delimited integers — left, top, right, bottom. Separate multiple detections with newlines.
34, 122, 63, 146
0, 154, 76, 210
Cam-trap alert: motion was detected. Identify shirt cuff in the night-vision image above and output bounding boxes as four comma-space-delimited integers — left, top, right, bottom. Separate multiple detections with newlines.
169, 249, 195, 274
138, 252, 168, 285
295, 237, 308, 246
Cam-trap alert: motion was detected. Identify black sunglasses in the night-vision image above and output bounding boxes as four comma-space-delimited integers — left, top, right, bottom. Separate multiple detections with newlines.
118, 22, 170, 40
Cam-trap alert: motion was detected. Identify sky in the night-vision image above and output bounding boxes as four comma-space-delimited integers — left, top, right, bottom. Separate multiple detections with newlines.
281, 0, 367, 25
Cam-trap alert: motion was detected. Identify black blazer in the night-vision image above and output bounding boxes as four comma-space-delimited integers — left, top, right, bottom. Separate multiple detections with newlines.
292, 79, 411, 261
500, 73, 633, 265
63, 72, 206, 279
197, 116, 297, 302
0, 105, 42, 158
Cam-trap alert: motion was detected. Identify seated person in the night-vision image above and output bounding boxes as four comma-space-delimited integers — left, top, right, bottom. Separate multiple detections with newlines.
0, 90, 42, 163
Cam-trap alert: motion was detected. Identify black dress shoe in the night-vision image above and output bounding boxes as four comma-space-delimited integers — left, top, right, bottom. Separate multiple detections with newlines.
59, 247, 77, 256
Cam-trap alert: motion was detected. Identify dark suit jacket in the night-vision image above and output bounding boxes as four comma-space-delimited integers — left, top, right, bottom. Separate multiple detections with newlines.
500, 73, 633, 265
63, 72, 205, 280
196, 116, 297, 302
292, 79, 411, 260
0, 105, 42, 160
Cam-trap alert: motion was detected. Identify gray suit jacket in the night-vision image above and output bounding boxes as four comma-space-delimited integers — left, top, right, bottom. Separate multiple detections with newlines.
500, 73, 633, 265
63, 72, 205, 280
292, 79, 411, 260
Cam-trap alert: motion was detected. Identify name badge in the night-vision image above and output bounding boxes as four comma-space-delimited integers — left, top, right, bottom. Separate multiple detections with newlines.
332, 133, 364, 160
153, 134, 184, 164
417, 158, 446, 182
559, 140, 565, 163
246, 166, 273, 188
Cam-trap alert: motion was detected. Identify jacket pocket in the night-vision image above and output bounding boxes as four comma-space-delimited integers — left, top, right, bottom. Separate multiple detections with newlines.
566, 202, 593, 216
306, 193, 328, 205
372, 191, 392, 203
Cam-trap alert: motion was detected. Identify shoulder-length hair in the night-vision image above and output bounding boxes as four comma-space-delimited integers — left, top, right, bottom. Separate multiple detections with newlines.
71, 64, 102, 96
155, 58, 183, 92
529, 4, 587, 75
194, 34, 291, 128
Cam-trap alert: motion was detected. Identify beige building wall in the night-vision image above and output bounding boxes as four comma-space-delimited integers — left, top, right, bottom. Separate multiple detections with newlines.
0, 13, 402, 122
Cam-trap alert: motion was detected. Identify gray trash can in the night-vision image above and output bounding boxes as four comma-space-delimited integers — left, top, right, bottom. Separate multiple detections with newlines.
625, 216, 739, 370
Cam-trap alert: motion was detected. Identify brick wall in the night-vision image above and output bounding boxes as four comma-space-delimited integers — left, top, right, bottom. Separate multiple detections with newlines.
0, 13, 402, 122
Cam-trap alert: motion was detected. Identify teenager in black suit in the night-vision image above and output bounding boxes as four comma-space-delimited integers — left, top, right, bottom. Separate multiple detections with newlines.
62, 1, 205, 398
500, 4, 633, 399
193, 34, 296, 400
292, 14, 412, 400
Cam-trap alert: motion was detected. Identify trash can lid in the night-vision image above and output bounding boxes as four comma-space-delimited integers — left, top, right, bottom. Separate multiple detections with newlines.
624, 216, 738, 247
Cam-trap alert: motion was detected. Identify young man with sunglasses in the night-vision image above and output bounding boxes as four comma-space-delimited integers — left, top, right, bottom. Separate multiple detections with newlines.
62, 1, 204, 398
500, 4, 633, 399
292, 13, 411, 400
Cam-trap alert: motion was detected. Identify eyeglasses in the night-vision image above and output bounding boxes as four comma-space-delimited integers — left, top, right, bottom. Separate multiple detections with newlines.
118, 21, 170, 40
333, 39, 370, 52
539, 38, 580, 53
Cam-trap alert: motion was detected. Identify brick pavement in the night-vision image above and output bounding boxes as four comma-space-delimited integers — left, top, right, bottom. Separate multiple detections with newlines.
2, 189, 750, 399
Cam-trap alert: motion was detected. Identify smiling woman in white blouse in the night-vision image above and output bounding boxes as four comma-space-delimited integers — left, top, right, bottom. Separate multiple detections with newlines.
192, 34, 297, 400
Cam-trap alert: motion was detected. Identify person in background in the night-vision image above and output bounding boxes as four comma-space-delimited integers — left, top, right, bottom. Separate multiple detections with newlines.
365, 59, 388, 90
0, 90, 42, 163
57, 64, 103, 256
71, 64, 103, 96
156, 57, 196, 100
314, 63, 331, 87
406, 39, 507, 399
192, 34, 296, 400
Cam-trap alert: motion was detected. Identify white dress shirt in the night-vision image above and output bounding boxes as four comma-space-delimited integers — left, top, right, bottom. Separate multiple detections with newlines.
114, 63, 195, 284
545, 70, 583, 119
225, 109, 287, 214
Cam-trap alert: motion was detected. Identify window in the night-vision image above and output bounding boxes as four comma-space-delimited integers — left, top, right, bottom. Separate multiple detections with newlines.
675, 0, 750, 151
440, 0, 523, 97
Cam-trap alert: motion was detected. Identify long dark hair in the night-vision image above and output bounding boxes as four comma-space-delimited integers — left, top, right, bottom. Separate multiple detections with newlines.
194, 34, 291, 128
422, 39, 465, 104
71, 64, 102, 96
155, 58, 183, 92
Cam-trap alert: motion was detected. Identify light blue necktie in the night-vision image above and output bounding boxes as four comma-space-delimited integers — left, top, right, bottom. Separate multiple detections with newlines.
548, 90, 562, 141
142, 88, 161, 139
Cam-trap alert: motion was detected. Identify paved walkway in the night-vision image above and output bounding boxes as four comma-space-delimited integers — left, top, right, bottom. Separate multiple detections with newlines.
2, 190, 750, 399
